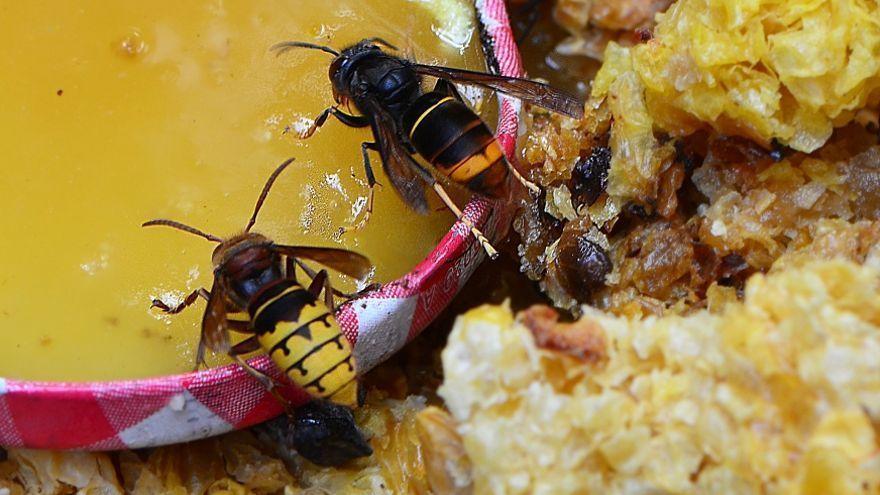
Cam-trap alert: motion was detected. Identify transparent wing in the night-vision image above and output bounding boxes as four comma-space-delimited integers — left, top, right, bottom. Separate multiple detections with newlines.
270, 245, 372, 279
201, 278, 231, 354
412, 64, 584, 119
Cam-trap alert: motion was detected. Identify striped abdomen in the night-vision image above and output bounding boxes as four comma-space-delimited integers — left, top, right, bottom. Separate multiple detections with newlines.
403, 92, 509, 199
249, 281, 358, 408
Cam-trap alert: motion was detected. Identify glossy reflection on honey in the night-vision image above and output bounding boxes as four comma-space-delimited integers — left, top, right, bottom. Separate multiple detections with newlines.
0, 0, 485, 380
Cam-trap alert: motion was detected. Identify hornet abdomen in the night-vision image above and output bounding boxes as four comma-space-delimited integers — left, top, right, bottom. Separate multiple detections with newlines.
249, 281, 358, 408
403, 92, 509, 199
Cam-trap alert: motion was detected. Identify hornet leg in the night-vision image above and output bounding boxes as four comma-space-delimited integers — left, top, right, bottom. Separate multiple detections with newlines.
431, 183, 499, 260
504, 157, 541, 195
150, 288, 213, 370
194, 316, 251, 371
298, 260, 344, 299
296, 107, 369, 139
150, 288, 209, 314
193, 320, 254, 371
433, 78, 463, 100
297, 260, 381, 299
305, 268, 336, 312
285, 256, 299, 280
230, 336, 261, 353
342, 141, 379, 232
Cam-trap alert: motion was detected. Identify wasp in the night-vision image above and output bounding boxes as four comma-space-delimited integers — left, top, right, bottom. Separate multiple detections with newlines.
273, 38, 584, 259
143, 158, 374, 466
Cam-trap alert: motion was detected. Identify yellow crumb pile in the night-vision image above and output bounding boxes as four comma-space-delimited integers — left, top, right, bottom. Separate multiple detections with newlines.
594, 0, 880, 155
440, 260, 880, 494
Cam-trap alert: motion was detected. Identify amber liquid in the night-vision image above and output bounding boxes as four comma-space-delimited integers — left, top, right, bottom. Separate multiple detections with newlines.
0, 0, 485, 380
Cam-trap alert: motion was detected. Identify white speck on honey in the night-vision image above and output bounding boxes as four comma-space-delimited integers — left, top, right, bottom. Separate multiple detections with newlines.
300, 184, 318, 233
324, 173, 348, 201
289, 116, 314, 136
351, 196, 368, 221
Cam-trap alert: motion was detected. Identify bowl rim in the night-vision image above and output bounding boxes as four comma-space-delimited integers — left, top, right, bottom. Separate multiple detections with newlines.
0, 0, 525, 451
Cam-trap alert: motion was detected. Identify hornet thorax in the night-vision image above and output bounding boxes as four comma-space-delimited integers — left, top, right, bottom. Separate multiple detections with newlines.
211, 233, 284, 309
329, 41, 422, 120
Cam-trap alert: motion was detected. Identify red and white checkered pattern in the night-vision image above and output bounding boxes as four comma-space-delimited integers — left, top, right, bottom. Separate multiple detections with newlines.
0, 0, 524, 450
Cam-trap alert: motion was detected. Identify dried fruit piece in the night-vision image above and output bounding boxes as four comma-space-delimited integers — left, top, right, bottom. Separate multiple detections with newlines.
655, 161, 684, 218
362, 396, 430, 495
569, 145, 611, 206
616, 220, 696, 300
416, 407, 473, 495
542, 219, 612, 311
842, 145, 880, 219
552, 226, 612, 297
519, 305, 606, 362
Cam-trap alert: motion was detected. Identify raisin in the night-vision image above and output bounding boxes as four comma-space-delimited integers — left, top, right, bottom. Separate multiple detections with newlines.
769, 138, 789, 162
554, 228, 612, 297
570, 146, 611, 206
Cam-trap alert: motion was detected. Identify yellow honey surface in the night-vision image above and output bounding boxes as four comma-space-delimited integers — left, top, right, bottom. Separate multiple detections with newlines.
0, 0, 484, 380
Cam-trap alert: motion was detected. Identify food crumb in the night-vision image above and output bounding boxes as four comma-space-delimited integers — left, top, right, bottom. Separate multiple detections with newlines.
55, 89, 63, 96
168, 394, 186, 411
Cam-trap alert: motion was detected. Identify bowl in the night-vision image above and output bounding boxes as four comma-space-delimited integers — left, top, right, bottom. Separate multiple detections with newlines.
0, 0, 525, 450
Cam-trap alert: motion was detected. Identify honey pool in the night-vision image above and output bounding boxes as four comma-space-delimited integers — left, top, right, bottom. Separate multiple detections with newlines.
0, 0, 485, 381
